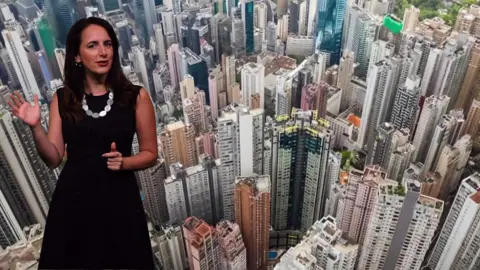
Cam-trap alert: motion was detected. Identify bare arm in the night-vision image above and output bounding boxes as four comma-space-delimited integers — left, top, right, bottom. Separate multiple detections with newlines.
31, 94, 65, 169
120, 88, 158, 170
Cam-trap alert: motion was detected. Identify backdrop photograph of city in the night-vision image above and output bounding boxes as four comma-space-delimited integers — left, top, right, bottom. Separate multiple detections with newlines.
0, 0, 480, 269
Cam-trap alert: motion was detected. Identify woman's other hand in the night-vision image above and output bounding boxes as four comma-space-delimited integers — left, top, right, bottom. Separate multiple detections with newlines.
8, 91, 41, 128
103, 142, 123, 171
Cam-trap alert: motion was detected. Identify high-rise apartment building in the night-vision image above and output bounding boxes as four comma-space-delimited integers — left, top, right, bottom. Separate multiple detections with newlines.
456, 41, 480, 112
412, 95, 450, 162
427, 173, 480, 270
183, 90, 208, 135
183, 216, 221, 270
337, 166, 397, 244
270, 110, 332, 231
154, 225, 188, 270
234, 176, 270, 270
342, 5, 377, 76
223, 54, 236, 103
461, 99, 480, 136
133, 152, 169, 225
358, 59, 401, 150
160, 121, 197, 168
2, 25, 41, 101
0, 109, 50, 226
367, 122, 395, 167
0, 186, 25, 249
358, 181, 443, 270
241, 62, 265, 109
338, 50, 356, 111
423, 114, 458, 173
435, 145, 460, 199
402, 5, 419, 32
167, 43, 180, 89
153, 23, 167, 63
275, 74, 293, 116
266, 22, 277, 52
390, 75, 421, 131
217, 105, 265, 220
164, 157, 222, 225
216, 220, 247, 270
208, 66, 225, 119
275, 216, 358, 270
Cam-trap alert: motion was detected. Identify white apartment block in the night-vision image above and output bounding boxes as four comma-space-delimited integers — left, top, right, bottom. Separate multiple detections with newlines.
358, 181, 443, 270
336, 166, 396, 244
241, 62, 265, 109
153, 225, 188, 270
275, 216, 358, 270
2, 26, 41, 101
0, 109, 48, 226
427, 173, 480, 270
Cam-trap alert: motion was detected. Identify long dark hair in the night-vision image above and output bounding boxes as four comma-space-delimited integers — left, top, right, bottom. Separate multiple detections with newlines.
60, 17, 137, 123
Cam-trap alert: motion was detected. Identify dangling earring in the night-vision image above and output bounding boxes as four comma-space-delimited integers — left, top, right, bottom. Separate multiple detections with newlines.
75, 62, 82, 67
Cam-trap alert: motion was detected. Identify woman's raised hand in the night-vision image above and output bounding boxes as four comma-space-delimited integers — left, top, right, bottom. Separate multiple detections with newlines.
7, 91, 41, 128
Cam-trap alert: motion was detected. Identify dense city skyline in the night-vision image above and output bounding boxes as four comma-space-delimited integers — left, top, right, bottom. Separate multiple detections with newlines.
1, 0, 480, 269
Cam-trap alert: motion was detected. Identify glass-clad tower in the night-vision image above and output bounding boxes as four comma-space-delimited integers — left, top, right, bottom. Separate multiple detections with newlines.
241, 0, 254, 54
315, 0, 346, 64
43, 0, 78, 45
271, 110, 332, 231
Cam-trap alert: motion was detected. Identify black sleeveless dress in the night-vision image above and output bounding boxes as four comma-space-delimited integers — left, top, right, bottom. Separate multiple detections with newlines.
38, 87, 154, 269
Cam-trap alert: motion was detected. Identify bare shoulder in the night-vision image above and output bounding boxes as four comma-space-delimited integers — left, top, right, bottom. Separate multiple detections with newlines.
135, 87, 153, 108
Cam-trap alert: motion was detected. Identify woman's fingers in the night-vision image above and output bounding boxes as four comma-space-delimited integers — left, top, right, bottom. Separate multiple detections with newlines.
7, 99, 19, 115
14, 91, 26, 104
10, 93, 22, 108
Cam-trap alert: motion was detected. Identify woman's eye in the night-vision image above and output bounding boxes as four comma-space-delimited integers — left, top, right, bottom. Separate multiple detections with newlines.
87, 44, 96, 48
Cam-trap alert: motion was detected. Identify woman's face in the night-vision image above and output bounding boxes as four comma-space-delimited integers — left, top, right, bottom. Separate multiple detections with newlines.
75, 24, 114, 76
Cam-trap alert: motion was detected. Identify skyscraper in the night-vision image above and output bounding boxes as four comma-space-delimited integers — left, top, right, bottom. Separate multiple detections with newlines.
390, 75, 421, 131
133, 0, 157, 47
43, 0, 77, 45
209, 66, 225, 119
461, 99, 480, 137
337, 166, 396, 244
412, 95, 450, 162
153, 24, 167, 63
2, 25, 41, 101
0, 187, 25, 249
241, 62, 265, 109
183, 90, 208, 135
159, 121, 197, 168
315, 0, 346, 64
427, 173, 480, 270
165, 157, 222, 225
270, 110, 332, 231
216, 220, 247, 270
132, 141, 169, 227
456, 41, 480, 112
154, 225, 188, 270
0, 109, 50, 226
241, 0, 254, 54
217, 105, 264, 220
358, 59, 401, 150
275, 216, 358, 270
338, 50, 356, 111
342, 5, 376, 76
234, 175, 270, 270
183, 217, 222, 270
358, 180, 443, 270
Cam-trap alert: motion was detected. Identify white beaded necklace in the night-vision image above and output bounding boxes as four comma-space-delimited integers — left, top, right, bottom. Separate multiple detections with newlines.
82, 90, 114, 118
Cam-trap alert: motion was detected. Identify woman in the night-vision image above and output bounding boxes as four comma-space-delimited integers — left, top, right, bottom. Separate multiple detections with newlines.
8, 17, 157, 268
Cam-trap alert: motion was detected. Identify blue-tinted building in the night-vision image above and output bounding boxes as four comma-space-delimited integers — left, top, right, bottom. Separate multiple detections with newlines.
180, 48, 210, 103
43, 0, 78, 45
133, 0, 157, 47
241, 0, 254, 54
36, 51, 52, 88
315, 0, 346, 65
